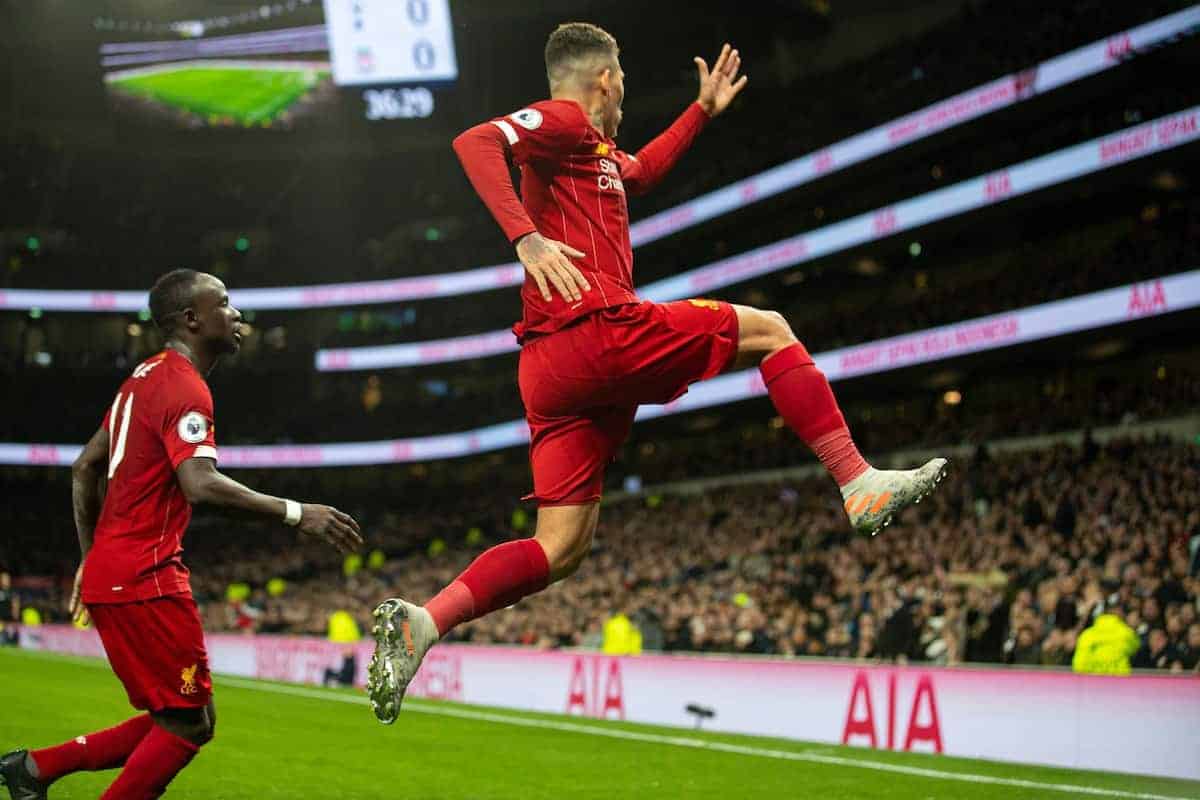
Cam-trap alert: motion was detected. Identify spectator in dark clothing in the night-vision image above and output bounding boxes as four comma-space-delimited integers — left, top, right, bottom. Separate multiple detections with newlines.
1080, 429, 1099, 465
1132, 629, 1175, 670
1177, 624, 1200, 671
1055, 577, 1080, 631
1155, 573, 1190, 609
1141, 596, 1164, 631
0, 573, 16, 624
0, 573, 17, 646
1023, 496, 1045, 528
878, 600, 916, 661
1053, 495, 1077, 538
966, 592, 1008, 663
634, 607, 665, 652
323, 649, 357, 688
1007, 625, 1042, 665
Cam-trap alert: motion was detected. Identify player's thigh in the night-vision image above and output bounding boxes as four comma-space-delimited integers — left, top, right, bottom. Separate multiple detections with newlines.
605, 300, 739, 404
518, 318, 609, 419
89, 596, 213, 713
525, 405, 635, 508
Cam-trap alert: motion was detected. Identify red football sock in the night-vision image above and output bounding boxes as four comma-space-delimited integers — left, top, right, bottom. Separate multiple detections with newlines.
99, 724, 199, 800
30, 714, 154, 783
761, 342, 870, 486
425, 538, 550, 636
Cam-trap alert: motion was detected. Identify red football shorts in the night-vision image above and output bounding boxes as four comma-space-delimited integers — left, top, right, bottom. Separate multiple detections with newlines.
518, 300, 739, 506
88, 594, 213, 711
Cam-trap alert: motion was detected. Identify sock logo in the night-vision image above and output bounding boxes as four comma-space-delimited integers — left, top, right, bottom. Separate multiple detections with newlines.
75, 736, 87, 745
180, 664, 199, 695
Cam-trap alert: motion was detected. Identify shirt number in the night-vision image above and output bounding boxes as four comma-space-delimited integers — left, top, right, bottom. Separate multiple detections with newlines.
107, 392, 135, 480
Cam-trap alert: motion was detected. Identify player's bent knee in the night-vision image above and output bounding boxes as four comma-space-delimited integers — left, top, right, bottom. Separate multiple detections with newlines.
152, 707, 214, 747
764, 310, 797, 347
555, 547, 589, 580
534, 503, 598, 582
186, 719, 215, 747
542, 535, 590, 581
198, 706, 216, 745
735, 305, 798, 360
537, 530, 594, 582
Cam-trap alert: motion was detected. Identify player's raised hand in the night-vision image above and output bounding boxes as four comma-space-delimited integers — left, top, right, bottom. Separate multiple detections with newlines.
515, 232, 591, 303
298, 504, 363, 554
695, 43, 748, 117
69, 562, 90, 628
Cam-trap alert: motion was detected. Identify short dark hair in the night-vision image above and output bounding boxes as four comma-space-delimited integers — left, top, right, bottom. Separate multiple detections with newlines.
545, 22, 618, 89
148, 268, 201, 335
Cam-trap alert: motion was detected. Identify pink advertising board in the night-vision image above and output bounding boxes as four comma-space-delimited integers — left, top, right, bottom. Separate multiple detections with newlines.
20, 625, 1199, 780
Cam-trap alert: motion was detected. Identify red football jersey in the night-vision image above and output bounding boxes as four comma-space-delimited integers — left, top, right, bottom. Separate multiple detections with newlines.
81, 349, 218, 605
454, 99, 708, 341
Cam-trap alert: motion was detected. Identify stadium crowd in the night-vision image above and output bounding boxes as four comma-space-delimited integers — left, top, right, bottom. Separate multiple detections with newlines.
161, 434, 1200, 675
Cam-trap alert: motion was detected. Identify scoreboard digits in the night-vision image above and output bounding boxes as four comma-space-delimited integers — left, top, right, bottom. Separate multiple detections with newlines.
364, 87, 435, 120
323, 0, 458, 86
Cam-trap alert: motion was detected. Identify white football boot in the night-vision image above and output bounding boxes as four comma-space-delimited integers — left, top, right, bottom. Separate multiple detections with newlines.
367, 598, 439, 724
840, 457, 949, 536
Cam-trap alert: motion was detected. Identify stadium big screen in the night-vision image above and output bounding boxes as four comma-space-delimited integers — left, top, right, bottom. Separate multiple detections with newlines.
97, 0, 458, 130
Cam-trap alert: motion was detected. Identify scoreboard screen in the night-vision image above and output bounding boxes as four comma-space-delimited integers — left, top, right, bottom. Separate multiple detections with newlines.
96, 0, 459, 132
323, 0, 457, 86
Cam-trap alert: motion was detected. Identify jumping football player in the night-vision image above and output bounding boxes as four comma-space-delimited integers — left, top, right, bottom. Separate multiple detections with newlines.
366, 24, 946, 724
0, 270, 362, 800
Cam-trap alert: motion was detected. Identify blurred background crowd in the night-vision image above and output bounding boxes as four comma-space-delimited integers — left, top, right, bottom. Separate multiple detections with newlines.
5, 433, 1198, 676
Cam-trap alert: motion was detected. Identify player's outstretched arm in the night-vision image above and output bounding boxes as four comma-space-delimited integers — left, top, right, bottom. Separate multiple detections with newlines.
69, 425, 110, 625
622, 44, 747, 196
176, 457, 363, 554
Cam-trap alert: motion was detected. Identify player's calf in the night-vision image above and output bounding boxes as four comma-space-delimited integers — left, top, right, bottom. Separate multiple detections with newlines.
369, 508, 596, 724
733, 305, 952, 532
97, 723, 202, 800
369, 538, 556, 723
7, 713, 157, 797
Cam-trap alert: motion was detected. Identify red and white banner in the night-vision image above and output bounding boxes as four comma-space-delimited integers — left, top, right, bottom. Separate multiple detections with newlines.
20, 625, 1200, 780
2, 271, 1196, 468
4, 8, 1197, 314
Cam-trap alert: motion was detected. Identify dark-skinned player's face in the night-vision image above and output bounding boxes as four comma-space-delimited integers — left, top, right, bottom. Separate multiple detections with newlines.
190, 276, 243, 355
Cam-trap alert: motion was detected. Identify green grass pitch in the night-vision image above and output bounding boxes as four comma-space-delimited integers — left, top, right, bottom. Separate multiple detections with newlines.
1, 649, 1196, 799
108, 67, 327, 125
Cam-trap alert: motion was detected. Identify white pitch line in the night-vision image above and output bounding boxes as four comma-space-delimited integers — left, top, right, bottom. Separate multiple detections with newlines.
215, 677, 1196, 800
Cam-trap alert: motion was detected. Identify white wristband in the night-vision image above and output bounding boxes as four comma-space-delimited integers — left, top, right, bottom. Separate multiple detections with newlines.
283, 499, 302, 527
